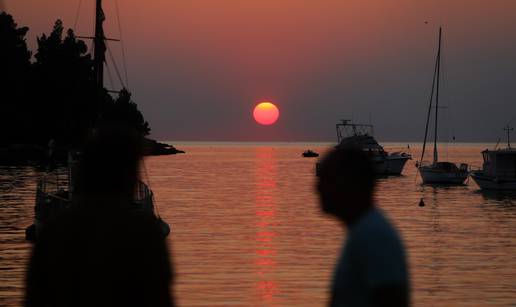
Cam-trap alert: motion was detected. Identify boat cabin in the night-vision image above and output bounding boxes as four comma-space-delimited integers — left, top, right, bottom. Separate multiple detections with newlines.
481, 149, 516, 180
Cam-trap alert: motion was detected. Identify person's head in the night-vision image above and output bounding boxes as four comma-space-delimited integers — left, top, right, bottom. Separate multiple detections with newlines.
76, 122, 143, 203
316, 147, 376, 224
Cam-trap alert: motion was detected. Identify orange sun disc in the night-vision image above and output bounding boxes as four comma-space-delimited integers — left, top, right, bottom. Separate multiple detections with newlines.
253, 102, 279, 126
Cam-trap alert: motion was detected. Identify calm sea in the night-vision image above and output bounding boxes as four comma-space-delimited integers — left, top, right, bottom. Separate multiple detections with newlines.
1, 143, 515, 306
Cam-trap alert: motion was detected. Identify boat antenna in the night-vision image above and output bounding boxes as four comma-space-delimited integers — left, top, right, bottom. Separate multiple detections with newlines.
433, 27, 442, 164
504, 125, 513, 148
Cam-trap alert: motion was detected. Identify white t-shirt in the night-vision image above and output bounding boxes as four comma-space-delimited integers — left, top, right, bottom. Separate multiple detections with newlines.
330, 208, 409, 307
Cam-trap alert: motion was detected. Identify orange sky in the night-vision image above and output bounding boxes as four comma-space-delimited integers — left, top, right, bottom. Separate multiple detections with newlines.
4, 0, 516, 141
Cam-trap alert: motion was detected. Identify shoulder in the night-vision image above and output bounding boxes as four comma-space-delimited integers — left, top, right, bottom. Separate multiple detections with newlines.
350, 209, 402, 244
346, 208, 407, 271
349, 209, 409, 286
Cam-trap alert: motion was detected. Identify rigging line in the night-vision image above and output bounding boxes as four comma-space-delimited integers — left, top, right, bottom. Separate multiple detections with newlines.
114, 0, 129, 87
73, 0, 83, 30
88, 2, 96, 53
440, 43, 454, 145
106, 42, 126, 89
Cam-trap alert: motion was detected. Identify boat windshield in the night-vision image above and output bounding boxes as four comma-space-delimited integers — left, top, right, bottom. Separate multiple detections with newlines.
336, 120, 374, 143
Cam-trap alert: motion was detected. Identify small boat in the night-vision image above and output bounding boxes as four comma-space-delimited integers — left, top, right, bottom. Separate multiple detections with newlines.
302, 150, 319, 158
470, 126, 516, 191
417, 27, 468, 185
334, 120, 411, 175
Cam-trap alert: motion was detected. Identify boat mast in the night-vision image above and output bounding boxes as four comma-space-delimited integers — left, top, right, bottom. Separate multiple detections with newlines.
419, 27, 441, 166
505, 125, 513, 148
433, 27, 442, 164
93, 0, 106, 114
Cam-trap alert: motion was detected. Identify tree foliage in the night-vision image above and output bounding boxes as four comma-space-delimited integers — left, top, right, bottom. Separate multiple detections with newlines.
0, 12, 31, 144
0, 12, 151, 148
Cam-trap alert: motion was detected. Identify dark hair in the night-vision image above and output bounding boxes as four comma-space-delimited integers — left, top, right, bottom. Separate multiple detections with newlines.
317, 147, 376, 198
76, 123, 143, 199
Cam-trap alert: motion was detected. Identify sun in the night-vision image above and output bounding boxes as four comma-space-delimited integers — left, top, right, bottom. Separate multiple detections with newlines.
253, 102, 279, 126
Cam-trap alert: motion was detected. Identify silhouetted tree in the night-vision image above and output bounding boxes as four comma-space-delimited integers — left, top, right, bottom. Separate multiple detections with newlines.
0, 12, 31, 144
0, 13, 153, 151
31, 20, 97, 146
103, 88, 151, 136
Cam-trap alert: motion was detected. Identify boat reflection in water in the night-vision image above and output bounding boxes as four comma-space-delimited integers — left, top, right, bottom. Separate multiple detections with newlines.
254, 147, 280, 305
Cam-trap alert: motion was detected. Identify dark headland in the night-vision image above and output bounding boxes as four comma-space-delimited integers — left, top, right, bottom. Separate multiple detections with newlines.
0, 12, 183, 163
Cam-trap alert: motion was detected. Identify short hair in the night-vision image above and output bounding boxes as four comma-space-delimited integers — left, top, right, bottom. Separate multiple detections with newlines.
317, 147, 376, 197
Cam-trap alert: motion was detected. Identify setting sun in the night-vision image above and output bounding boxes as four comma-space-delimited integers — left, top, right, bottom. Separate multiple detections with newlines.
253, 102, 279, 126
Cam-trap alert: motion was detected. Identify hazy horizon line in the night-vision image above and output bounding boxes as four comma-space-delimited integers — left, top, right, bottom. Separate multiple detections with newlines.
162, 140, 501, 146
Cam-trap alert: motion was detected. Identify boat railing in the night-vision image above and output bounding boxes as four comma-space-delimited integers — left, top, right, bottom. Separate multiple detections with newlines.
134, 181, 155, 212
35, 172, 71, 220
36, 173, 155, 214
37, 172, 69, 197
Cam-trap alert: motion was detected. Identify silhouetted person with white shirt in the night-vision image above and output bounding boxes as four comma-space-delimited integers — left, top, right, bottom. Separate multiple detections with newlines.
317, 148, 410, 307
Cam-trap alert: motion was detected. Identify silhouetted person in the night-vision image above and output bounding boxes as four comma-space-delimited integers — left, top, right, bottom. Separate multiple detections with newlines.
317, 148, 410, 307
25, 123, 174, 307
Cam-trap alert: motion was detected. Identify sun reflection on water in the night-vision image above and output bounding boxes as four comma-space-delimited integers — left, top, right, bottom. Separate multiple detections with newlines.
254, 147, 281, 305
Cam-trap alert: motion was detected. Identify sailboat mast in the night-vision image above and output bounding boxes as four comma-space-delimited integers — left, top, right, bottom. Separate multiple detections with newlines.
93, 0, 106, 113
433, 27, 442, 164
419, 27, 441, 166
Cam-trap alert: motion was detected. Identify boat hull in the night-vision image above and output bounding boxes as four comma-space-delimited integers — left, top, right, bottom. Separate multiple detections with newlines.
471, 172, 516, 191
419, 167, 468, 184
373, 156, 411, 175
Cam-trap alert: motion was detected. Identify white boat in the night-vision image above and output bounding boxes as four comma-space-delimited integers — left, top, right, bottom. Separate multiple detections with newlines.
419, 161, 469, 184
471, 126, 516, 191
335, 120, 411, 175
417, 27, 468, 185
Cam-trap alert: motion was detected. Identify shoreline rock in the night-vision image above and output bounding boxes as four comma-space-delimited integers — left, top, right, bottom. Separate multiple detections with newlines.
143, 139, 185, 156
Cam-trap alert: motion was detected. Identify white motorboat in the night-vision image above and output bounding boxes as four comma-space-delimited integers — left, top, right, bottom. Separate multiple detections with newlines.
417, 27, 468, 185
471, 126, 516, 191
335, 120, 411, 175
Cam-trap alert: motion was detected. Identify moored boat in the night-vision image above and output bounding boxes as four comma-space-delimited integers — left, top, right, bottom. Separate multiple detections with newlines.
302, 150, 319, 158
417, 27, 468, 185
335, 120, 411, 175
470, 126, 516, 191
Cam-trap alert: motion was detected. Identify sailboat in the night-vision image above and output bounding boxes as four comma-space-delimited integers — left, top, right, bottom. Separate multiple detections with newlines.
25, 0, 170, 241
417, 27, 469, 185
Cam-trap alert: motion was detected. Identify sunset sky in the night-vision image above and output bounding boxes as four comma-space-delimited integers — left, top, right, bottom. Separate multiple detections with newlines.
5, 0, 516, 141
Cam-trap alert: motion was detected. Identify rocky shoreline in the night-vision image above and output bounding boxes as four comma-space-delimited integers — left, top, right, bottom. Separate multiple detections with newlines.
0, 139, 185, 164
